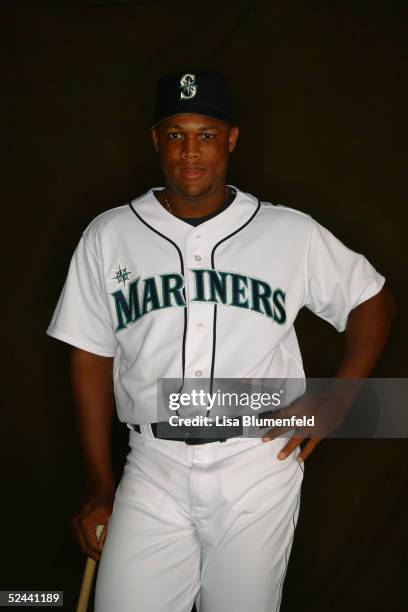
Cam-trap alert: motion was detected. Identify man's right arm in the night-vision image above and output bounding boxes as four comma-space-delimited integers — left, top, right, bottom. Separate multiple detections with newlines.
69, 346, 116, 561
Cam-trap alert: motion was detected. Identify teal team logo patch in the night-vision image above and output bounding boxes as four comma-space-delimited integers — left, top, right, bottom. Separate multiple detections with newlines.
113, 264, 132, 286
110, 269, 286, 333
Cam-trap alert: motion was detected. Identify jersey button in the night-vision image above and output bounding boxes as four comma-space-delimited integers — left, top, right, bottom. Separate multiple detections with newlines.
197, 322, 205, 330
195, 234, 202, 239
194, 254, 202, 262
195, 369, 202, 377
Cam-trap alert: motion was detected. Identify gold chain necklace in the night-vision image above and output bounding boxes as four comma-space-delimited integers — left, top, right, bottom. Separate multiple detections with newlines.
163, 194, 173, 213
162, 186, 229, 215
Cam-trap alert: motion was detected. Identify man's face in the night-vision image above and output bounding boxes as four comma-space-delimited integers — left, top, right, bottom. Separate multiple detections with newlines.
152, 114, 239, 199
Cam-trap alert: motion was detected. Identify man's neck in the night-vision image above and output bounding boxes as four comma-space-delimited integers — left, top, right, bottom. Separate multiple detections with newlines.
155, 184, 228, 218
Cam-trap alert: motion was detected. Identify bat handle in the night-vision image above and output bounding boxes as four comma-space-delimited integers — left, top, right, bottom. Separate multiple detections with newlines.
76, 524, 105, 612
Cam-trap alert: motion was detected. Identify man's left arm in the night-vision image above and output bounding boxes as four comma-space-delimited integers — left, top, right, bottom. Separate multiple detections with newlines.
272, 285, 396, 461
334, 285, 396, 378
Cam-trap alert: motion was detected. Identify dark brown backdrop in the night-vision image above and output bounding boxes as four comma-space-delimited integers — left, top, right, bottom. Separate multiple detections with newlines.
1, 1, 407, 610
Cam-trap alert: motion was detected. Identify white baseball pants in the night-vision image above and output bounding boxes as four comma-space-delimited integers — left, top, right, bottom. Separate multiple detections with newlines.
94, 429, 304, 612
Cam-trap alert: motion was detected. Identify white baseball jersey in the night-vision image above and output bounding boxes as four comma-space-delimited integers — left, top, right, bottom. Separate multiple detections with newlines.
46, 185, 385, 424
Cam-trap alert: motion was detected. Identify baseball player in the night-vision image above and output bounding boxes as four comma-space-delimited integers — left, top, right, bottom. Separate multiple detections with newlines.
46, 69, 395, 612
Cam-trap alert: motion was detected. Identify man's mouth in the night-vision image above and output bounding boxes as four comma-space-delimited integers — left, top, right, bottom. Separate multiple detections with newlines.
179, 166, 206, 179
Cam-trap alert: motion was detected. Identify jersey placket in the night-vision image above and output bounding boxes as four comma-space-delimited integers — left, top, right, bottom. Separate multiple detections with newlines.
184, 227, 214, 394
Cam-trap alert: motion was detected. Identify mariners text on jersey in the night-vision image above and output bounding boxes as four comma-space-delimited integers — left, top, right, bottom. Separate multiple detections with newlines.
111, 269, 286, 332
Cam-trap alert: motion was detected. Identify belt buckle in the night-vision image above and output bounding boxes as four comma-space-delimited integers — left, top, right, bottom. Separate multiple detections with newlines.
183, 419, 243, 444
184, 436, 227, 445
184, 436, 208, 445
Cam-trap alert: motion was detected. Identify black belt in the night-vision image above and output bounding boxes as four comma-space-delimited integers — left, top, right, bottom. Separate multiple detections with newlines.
131, 421, 243, 445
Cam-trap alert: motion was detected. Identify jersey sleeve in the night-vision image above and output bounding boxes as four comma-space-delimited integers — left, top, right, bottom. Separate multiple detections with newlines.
303, 217, 386, 332
46, 233, 118, 357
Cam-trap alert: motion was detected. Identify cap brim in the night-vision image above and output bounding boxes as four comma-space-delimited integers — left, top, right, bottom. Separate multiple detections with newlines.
150, 108, 234, 129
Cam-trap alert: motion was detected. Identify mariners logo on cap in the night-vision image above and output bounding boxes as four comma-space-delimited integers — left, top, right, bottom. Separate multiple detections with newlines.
179, 73, 197, 100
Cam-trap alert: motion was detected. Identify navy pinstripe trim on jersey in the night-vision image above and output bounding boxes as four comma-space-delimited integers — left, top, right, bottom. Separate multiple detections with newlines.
128, 202, 188, 385
208, 198, 261, 393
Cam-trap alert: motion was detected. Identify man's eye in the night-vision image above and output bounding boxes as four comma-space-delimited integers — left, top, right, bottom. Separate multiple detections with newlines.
201, 133, 215, 139
168, 133, 182, 140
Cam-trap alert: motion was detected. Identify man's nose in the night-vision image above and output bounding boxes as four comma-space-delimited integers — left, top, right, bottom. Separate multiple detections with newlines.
181, 135, 200, 159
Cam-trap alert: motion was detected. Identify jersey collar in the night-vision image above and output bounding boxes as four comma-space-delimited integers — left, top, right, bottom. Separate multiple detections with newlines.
130, 185, 260, 250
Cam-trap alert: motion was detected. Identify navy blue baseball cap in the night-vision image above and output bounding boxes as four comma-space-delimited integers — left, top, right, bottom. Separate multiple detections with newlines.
151, 69, 236, 128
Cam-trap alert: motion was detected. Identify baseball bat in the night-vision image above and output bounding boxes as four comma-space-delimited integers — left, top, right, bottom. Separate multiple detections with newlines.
76, 524, 105, 612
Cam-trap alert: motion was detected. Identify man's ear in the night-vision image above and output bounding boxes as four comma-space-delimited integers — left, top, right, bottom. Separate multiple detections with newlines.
151, 128, 159, 153
228, 126, 239, 153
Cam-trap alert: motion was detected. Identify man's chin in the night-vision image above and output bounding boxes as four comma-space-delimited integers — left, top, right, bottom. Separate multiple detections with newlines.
173, 182, 215, 200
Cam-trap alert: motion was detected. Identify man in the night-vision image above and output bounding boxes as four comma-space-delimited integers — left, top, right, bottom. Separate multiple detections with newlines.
46, 69, 395, 612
